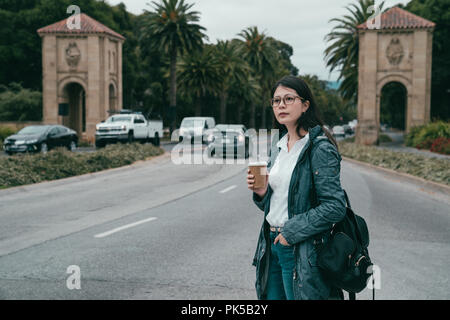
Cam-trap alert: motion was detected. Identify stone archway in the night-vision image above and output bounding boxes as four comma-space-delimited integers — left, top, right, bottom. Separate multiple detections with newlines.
38, 13, 125, 142
60, 82, 86, 135
356, 7, 435, 145
377, 74, 411, 133
379, 81, 408, 131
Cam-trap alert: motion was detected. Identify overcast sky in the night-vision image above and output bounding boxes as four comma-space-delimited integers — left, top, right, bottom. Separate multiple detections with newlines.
107, 0, 410, 81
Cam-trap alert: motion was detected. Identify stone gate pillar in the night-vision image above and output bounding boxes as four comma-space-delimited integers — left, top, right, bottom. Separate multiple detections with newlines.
356, 7, 434, 145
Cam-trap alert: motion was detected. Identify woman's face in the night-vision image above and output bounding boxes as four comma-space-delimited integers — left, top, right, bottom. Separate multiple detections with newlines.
272, 85, 309, 128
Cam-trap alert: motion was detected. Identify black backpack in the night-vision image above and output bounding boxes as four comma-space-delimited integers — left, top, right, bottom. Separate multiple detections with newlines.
315, 190, 374, 300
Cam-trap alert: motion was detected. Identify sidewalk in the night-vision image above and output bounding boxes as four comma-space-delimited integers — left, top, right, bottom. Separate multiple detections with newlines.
378, 130, 450, 161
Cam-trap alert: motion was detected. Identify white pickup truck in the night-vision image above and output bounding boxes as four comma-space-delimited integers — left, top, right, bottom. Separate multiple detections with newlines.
95, 111, 163, 148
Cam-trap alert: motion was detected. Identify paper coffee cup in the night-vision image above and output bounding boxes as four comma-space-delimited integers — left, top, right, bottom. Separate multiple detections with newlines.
248, 161, 268, 189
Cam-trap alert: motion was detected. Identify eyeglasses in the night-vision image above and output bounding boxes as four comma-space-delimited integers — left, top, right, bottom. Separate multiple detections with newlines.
271, 94, 306, 108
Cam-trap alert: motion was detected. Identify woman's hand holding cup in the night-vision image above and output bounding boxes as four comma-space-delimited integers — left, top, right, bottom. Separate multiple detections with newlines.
247, 162, 268, 198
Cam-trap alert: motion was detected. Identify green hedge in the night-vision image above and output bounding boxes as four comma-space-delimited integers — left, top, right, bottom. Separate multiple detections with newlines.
0, 126, 17, 152
0, 83, 42, 121
0, 143, 164, 189
338, 141, 450, 186
0, 126, 16, 141
405, 121, 450, 154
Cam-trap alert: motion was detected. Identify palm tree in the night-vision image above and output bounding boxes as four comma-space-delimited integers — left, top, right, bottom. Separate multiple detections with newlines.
324, 0, 385, 103
229, 74, 261, 125
215, 40, 250, 123
237, 27, 279, 129
139, 0, 207, 132
177, 45, 224, 116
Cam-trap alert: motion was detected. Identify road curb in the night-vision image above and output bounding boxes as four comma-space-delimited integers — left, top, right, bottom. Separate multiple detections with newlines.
342, 156, 450, 196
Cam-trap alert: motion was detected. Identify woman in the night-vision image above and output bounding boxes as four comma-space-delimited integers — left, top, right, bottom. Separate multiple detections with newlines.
247, 75, 346, 300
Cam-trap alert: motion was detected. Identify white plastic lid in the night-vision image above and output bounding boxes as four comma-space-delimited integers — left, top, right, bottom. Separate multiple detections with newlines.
248, 161, 267, 166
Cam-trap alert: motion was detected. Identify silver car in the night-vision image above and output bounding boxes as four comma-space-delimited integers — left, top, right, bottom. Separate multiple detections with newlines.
178, 117, 216, 144
332, 125, 346, 139
206, 124, 251, 158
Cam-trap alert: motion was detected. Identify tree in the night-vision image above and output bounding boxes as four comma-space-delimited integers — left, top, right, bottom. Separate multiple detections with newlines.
301, 74, 355, 127
269, 38, 299, 76
139, 0, 207, 132
324, 0, 385, 104
176, 45, 223, 116
237, 27, 280, 129
215, 40, 250, 123
228, 74, 261, 125
0, 83, 42, 121
402, 0, 450, 121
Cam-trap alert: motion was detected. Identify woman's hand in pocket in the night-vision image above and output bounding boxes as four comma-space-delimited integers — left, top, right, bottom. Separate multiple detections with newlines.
274, 233, 290, 246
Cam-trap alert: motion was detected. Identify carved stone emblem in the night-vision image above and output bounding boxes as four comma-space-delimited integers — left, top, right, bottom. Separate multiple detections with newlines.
65, 42, 81, 69
386, 38, 404, 66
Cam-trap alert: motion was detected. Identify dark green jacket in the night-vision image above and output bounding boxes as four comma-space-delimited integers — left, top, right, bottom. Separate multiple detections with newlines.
252, 125, 346, 300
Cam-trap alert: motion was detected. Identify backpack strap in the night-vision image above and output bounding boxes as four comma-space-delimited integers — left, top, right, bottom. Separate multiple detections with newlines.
343, 189, 351, 208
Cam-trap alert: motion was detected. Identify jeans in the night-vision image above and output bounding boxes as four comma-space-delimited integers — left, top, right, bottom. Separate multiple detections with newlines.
266, 230, 296, 300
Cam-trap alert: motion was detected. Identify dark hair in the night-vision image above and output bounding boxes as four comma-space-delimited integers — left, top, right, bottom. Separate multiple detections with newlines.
271, 75, 338, 148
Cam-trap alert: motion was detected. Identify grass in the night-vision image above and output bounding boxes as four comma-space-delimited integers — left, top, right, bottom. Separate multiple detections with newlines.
338, 141, 450, 186
0, 142, 164, 189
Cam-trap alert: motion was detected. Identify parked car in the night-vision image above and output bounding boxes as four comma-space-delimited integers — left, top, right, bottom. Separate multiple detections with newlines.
3, 124, 78, 155
178, 117, 216, 144
332, 125, 346, 138
348, 119, 358, 132
206, 124, 251, 158
95, 111, 163, 148
343, 124, 353, 135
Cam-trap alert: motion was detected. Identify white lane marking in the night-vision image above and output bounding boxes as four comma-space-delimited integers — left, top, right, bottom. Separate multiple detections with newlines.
94, 217, 158, 238
219, 185, 237, 194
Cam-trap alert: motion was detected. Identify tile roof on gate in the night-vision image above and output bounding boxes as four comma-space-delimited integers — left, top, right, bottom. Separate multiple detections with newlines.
357, 7, 435, 30
37, 13, 125, 40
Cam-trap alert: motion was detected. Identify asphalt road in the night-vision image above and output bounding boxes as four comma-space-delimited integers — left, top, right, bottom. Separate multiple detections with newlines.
0, 140, 448, 300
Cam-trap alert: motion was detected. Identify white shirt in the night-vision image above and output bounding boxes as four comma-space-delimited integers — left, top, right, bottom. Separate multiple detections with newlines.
266, 133, 310, 227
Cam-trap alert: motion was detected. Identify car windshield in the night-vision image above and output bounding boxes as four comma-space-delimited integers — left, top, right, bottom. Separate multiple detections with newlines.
17, 126, 49, 135
181, 119, 205, 128
107, 116, 132, 123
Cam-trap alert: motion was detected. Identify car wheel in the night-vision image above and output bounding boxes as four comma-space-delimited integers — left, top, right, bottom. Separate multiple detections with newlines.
95, 141, 104, 148
68, 140, 77, 152
153, 133, 160, 147
128, 131, 134, 143
40, 142, 48, 154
